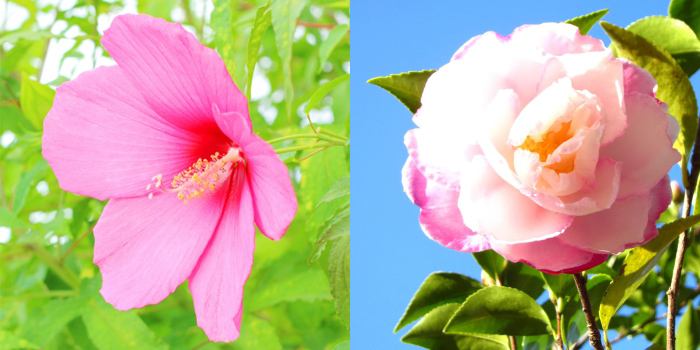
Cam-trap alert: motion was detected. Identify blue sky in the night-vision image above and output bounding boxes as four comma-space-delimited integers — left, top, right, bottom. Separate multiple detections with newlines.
350, 0, 693, 349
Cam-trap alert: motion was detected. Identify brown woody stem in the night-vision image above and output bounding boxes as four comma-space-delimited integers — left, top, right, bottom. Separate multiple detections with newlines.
572, 273, 604, 350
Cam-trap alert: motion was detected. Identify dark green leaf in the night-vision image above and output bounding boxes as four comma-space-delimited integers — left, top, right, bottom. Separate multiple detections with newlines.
565, 9, 609, 35
246, 1, 272, 101
402, 303, 508, 350
626, 16, 700, 77
395, 272, 484, 332
599, 215, 700, 334
444, 286, 552, 336
502, 262, 545, 300
669, 0, 700, 38
368, 70, 436, 114
678, 306, 700, 350
329, 235, 349, 327
601, 22, 698, 187
472, 250, 505, 284
318, 24, 349, 72
540, 272, 574, 299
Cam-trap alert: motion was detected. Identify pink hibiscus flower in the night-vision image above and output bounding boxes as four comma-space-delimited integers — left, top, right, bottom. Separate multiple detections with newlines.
42, 14, 297, 342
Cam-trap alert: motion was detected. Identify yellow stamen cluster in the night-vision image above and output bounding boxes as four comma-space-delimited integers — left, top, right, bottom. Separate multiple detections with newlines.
171, 152, 227, 204
519, 121, 575, 174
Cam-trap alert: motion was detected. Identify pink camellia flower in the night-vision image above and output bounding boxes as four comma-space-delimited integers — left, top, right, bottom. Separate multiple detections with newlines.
403, 23, 680, 274
42, 14, 297, 341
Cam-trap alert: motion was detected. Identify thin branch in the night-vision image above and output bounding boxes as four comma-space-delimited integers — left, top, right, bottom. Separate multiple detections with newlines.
61, 222, 96, 263
573, 273, 604, 350
296, 21, 335, 29
509, 336, 518, 350
555, 309, 564, 350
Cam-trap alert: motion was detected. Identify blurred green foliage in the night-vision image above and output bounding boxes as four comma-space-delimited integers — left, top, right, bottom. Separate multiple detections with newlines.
0, 0, 350, 349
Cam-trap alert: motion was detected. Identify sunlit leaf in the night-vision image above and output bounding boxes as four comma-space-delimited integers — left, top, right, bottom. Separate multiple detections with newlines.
318, 24, 349, 72
626, 16, 700, 77
246, 1, 272, 101
472, 250, 505, 284
329, 235, 349, 327
368, 70, 435, 114
12, 159, 49, 215
669, 0, 700, 38
20, 72, 55, 131
565, 8, 609, 35
305, 74, 350, 113
309, 202, 348, 263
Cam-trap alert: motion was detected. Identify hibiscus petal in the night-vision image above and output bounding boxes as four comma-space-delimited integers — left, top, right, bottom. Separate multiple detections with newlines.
102, 14, 249, 133
94, 183, 229, 310
601, 92, 681, 199
43, 65, 224, 200
490, 237, 608, 274
510, 23, 606, 56
458, 156, 573, 243
402, 158, 489, 252
189, 168, 254, 342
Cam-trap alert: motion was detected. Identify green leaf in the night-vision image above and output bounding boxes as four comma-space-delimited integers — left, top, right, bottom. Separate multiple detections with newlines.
309, 202, 349, 263
20, 72, 55, 130
271, 0, 309, 120
246, 1, 272, 101
678, 306, 700, 350
626, 16, 700, 77
137, 0, 174, 20
601, 22, 698, 187
13, 159, 49, 215
368, 70, 436, 114
540, 272, 574, 299
561, 274, 611, 346
305, 74, 350, 113
395, 273, 484, 332
501, 263, 545, 300
313, 174, 349, 211
444, 286, 552, 336
211, 0, 236, 83
402, 303, 509, 350
318, 24, 349, 72
82, 299, 167, 350
599, 215, 700, 335
247, 265, 332, 310
669, 0, 700, 38
472, 250, 505, 284
18, 297, 88, 346
0, 331, 40, 350
332, 341, 350, 350
565, 9, 609, 35
329, 235, 349, 327
231, 315, 283, 350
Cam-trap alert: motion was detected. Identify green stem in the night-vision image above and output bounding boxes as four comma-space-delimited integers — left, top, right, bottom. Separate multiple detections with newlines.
0, 290, 77, 303
29, 243, 80, 289
318, 127, 348, 141
267, 132, 342, 145
275, 142, 342, 154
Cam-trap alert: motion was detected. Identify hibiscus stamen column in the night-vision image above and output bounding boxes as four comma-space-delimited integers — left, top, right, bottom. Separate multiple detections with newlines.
572, 273, 604, 350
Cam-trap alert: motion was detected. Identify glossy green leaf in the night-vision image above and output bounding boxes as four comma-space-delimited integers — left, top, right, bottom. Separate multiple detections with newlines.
541, 272, 574, 299
444, 286, 552, 336
472, 250, 505, 284
309, 202, 349, 263
246, 1, 272, 101
501, 262, 545, 300
402, 303, 509, 350
329, 235, 350, 327
670, 0, 700, 38
0, 331, 40, 350
395, 273, 484, 332
271, 0, 309, 120
20, 72, 55, 131
318, 24, 349, 72
601, 22, 698, 187
626, 16, 700, 77
565, 9, 609, 35
599, 215, 700, 335
368, 70, 436, 114
305, 74, 350, 113
678, 306, 700, 350
12, 159, 49, 215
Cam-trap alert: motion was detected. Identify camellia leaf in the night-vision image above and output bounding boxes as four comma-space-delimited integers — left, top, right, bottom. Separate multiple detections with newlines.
669, 0, 700, 38
599, 215, 700, 338
329, 235, 350, 327
472, 250, 505, 284
678, 305, 700, 350
305, 74, 350, 114
368, 70, 436, 114
565, 9, 609, 35
395, 273, 484, 332
626, 16, 700, 77
444, 286, 552, 336
271, 0, 309, 121
318, 24, 349, 72
20, 71, 55, 131
246, 1, 272, 101
402, 303, 509, 350
601, 22, 698, 188
501, 262, 545, 300
540, 272, 575, 300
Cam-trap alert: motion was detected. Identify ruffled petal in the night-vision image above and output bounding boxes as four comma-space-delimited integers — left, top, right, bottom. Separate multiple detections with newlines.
43, 65, 229, 200
93, 184, 229, 310
458, 156, 573, 243
622, 60, 656, 96
101, 14, 249, 133
510, 23, 606, 56
402, 158, 489, 252
189, 168, 254, 342
601, 92, 681, 199
490, 237, 608, 274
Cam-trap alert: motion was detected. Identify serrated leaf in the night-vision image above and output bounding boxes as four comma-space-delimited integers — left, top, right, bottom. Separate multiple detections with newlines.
13, 159, 49, 215
20, 72, 55, 130
246, 1, 272, 101
472, 250, 505, 284
271, 0, 309, 120
305, 74, 350, 113
368, 70, 436, 114
318, 24, 348, 72
309, 202, 349, 262
599, 215, 700, 335
601, 22, 698, 187
626, 16, 700, 77
565, 9, 609, 35
18, 297, 88, 346
444, 286, 552, 336
395, 272, 483, 332
329, 235, 349, 327
670, 0, 700, 38
402, 303, 509, 350
678, 306, 700, 350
